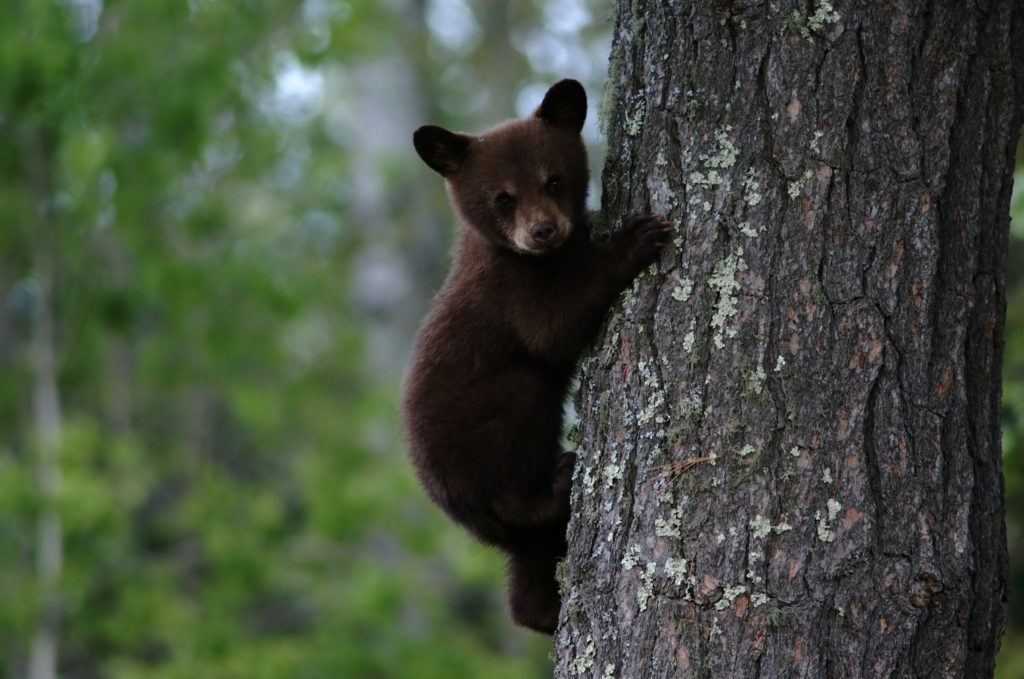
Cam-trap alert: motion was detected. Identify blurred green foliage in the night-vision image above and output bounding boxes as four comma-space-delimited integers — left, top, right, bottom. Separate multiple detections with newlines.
0, 1, 612, 677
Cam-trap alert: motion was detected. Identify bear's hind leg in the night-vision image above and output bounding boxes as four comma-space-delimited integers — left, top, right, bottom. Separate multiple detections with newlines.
506, 549, 561, 634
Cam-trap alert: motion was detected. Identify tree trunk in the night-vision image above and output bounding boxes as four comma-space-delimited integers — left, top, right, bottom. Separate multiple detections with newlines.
26, 128, 63, 679
28, 253, 62, 679
556, 1, 1023, 677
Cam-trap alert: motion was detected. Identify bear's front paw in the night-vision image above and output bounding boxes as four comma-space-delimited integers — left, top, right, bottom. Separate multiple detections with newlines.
616, 213, 673, 267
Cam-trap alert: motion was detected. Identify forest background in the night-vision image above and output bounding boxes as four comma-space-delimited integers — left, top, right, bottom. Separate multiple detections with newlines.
0, 1, 1022, 678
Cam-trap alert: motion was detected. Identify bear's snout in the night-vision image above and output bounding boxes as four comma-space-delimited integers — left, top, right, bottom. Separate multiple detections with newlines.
530, 220, 556, 244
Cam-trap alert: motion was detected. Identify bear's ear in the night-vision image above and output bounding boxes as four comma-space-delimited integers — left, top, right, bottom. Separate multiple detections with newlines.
535, 79, 587, 133
413, 125, 470, 177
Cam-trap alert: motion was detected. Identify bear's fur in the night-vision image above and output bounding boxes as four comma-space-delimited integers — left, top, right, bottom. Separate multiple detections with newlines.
402, 79, 670, 634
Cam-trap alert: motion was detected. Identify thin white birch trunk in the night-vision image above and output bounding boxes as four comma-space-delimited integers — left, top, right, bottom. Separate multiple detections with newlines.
28, 257, 62, 679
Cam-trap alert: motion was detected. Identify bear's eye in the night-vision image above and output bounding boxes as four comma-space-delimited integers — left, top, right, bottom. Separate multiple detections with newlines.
546, 176, 562, 195
495, 192, 515, 210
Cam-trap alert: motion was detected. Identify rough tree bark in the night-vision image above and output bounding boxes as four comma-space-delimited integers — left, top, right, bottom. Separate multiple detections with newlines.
557, 1, 1023, 677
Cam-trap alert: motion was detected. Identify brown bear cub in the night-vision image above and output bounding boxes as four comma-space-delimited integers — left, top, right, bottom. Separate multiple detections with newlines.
402, 79, 670, 634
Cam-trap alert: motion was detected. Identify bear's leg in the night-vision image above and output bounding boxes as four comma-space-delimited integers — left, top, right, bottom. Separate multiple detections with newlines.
507, 549, 561, 634
492, 451, 576, 529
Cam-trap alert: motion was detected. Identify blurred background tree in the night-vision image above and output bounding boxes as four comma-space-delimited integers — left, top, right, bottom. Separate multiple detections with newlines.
1001, 131, 1024, 678
0, 1, 1020, 678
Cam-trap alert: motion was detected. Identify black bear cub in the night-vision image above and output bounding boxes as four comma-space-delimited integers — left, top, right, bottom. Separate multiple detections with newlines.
402, 79, 670, 634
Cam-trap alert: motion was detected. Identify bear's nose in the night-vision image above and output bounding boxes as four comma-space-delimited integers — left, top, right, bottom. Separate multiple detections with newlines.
530, 221, 556, 243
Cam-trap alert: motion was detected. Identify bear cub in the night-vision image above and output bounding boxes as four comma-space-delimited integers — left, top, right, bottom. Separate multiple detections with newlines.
402, 79, 670, 634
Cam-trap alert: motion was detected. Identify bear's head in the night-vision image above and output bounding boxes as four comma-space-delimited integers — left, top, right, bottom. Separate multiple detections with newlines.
413, 79, 589, 256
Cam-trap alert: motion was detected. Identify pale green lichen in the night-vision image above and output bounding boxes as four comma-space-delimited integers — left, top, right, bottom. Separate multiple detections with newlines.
581, 465, 596, 494
789, 446, 801, 457
569, 635, 596, 675
707, 127, 739, 169
671, 277, 693, 302
786, 0, 840, 39
682, 329, 696, 353
640, 361, 658, 388
816, 498, 842, 542
689, 126, 738, 189
690, 170, 721, 190
708, 248, 748, 348
746, 365, 767, 395
816, 514, 834, 542
750, 515, 773, 539
638, 561, 657, 610
737, 444, 756, 458
708, 617, 722, 641
655, 515, 681, 538
822, 467, 834, 484
625, 100, 645, 137
602, 463, 623, 488
788, 168, 813, 198
602, 663, 617, 679
775, 355, 787, 372
715, 584, 747, 610
638, 390, 666, 426
742, 168, 763, 206
807, 0, 840, 32
811, 129, 824, 153
675, 388, 703, 423
665, 557, 688, 585
774, 521, 793, 534
751, 592, 770, 608
621, 544, 640, 570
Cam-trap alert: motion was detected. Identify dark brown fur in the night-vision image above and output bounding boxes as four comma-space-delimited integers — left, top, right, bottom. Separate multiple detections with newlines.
402, 80, 670, 634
